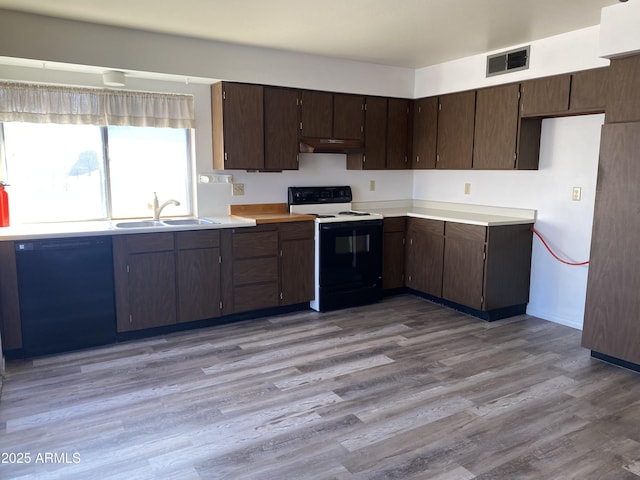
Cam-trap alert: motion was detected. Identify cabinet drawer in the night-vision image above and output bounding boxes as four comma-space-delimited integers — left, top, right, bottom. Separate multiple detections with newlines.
175, 230, 220, 250
278, 221, 314, 240
445, 223, 486, 242
234, 283, 279, 313
233, 230, 278, 258
233, 257, 278, 285
383, 217, 406, 233
407, 217, 444, 236
118, 232, 174, 253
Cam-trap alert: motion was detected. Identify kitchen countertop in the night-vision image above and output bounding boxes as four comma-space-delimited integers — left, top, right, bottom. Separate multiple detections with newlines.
0, 200, 535, 241
230, 203, 315, 224
353, 200, 536, 226
0, 215, 256, 241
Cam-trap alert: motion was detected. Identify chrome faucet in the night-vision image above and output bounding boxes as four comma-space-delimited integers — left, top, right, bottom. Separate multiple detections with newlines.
152, 192, 180, 220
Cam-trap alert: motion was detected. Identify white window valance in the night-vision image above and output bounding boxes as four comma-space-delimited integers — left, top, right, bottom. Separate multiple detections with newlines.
0, 82, 195, 128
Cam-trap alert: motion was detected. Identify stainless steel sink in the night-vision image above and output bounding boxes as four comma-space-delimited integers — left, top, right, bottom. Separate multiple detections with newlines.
114, 218, 219, 228
115, 220, 166, 228
162, 218, 218, 226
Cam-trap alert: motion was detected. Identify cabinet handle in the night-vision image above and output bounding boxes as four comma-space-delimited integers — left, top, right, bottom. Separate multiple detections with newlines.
416, 155, 420, 163
279, 292, 283, 300
129, 314, 132, 325
299, 122, 303, 131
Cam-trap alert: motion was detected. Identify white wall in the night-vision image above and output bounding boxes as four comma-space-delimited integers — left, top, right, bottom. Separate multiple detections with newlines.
0, 9, 414, 98
414, 26, 609, 97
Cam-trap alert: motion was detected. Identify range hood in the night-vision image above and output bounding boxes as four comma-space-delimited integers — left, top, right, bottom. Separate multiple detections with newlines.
299, 137, 365, 154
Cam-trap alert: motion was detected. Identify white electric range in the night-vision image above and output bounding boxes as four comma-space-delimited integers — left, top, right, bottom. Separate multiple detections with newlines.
288, 186, 383, 312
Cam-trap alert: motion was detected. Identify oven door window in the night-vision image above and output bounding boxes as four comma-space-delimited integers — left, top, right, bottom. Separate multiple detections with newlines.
335, 233, 370, 255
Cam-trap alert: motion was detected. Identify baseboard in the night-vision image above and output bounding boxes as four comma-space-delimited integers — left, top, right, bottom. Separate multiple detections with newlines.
591, 350, 640, 373
525, 306, 583, 330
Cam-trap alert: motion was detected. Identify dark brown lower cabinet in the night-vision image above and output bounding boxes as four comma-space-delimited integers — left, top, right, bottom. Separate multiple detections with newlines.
279, 222, 314, 306
405, 217, 444, 297
442, 223, 486, 309
113, 233, 177, 332
403, 217, 532, 315
582, 123, 640, 365
221, 221, 314, 314
0, 241, 22, 350
222, 225, 279, 314
175, 230, 221, 323
442, 223, 533, 312
383, 217, 406, 290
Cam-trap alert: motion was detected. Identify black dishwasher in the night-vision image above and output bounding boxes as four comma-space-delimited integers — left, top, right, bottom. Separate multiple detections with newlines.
15, 236, 116, 356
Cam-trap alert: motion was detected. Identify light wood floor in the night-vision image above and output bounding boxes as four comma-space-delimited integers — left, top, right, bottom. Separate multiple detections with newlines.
1, 295, 640, 479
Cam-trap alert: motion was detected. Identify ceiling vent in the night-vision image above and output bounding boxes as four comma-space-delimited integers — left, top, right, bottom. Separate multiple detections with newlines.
486, 46, 530, 77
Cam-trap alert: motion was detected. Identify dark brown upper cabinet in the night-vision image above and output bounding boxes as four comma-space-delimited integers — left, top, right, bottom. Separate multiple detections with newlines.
299, 91, 364, 140
264, 87, 299, 170
347, 96, 387, 170
473, 83, 520, 170
605, 55, 640, 123
412, 96, 438, 169
520, 74, 571, 117
569, 67, 609, 114
333, 93, 365, 140
436, 91, 476, 169
347, 96, 410, 170
386, 98, 411, 169
212, 82, 264, 170
299, 90, 333, 138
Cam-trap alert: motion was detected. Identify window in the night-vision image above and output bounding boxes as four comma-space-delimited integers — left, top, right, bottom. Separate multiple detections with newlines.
1, 122, 191, 223
0, 82, 195, 224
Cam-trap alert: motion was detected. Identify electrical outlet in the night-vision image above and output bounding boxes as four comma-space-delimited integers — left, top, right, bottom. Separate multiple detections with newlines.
572, 186, 582, 201
232, 183, 245, 196
369, 180, 376, 191
464, 183, 471, 195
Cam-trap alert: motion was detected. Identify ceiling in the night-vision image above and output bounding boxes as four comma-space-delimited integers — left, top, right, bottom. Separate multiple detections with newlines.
0, 0, 622, 68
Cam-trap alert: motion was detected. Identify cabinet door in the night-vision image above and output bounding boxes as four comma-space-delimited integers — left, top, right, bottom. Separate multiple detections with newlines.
569, 67, 608, 114
383, 217, 406, 290
113, 233, 176, 332
280, 237, 314, 305
348, 96, 387, 170
176, 247, 221, 323
264, 87, 299, 170
520, 74, 570, 117
405, 218, 444, 296
582, 123, 640, 364
412, 96, 438, 169
436, 91, 475, 169
442, 223, 486, 310
126, 251, 176, 331
0, 241, 22, 350
212, 82, 264, 170
387, 98, 410, 169
333, 93, 364, 140
605, 55, 640, 123
473, 84, 520, 169
300, 90, 333, 138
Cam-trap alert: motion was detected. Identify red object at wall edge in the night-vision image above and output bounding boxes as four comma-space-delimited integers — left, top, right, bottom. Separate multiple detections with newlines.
0, 182, 10, 227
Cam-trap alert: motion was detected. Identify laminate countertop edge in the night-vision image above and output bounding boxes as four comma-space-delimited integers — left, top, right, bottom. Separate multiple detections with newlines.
366, 207, 535, 227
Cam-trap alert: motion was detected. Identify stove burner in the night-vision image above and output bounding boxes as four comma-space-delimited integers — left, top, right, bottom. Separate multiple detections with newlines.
338, 211, 370, 216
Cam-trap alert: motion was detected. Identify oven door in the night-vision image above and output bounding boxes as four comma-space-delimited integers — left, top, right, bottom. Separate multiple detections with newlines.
318, 219, 383, 310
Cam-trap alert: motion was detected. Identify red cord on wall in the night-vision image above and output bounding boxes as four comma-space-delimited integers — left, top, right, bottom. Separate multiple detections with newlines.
530, 226, 589, 266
